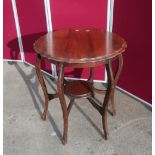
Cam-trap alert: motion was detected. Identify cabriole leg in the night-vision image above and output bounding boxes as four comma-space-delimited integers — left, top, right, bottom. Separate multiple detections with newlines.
35, 54, 49, 120
57, 63, 68, 145
102, 61, 113, 140
111, 54, 123, 115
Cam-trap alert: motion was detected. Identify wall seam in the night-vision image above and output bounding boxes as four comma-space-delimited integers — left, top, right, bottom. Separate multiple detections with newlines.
24, 60, 152, 106
44, 0, 57, 77
116, 86, 152, 107
11, 0, 25, 62
105, 0, 115, 82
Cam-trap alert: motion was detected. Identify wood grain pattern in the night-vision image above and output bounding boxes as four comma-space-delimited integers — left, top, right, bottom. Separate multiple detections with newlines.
34, 29, 127, 66
34, 29, 127, 144
65, 80, 93, 98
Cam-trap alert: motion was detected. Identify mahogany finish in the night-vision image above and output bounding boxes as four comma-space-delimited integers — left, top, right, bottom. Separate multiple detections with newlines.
34, 29, 127, 67
65, 80, 93, 98
34, 28, 127, 145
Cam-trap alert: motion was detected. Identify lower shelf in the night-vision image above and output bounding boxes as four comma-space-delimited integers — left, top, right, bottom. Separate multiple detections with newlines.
65, 80, 93, 98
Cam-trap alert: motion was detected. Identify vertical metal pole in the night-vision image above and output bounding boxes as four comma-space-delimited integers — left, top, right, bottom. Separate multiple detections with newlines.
11, 0, 25, 62
105, 0, 115, 82
44, 0, 57, 78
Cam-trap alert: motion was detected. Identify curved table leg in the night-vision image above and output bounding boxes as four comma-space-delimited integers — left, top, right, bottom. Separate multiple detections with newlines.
35, 54, 49, 120
57, 63, 68, 145
110, 91, 115, 115
110, 54, 123, 115
88, 67, 94, 84
102, 61, 113, 140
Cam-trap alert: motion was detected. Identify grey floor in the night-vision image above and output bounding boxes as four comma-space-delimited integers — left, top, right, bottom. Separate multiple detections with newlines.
3, 61, 152, 155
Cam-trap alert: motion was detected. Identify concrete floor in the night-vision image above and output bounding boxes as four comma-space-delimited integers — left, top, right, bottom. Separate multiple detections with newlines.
3, 61, 152, 155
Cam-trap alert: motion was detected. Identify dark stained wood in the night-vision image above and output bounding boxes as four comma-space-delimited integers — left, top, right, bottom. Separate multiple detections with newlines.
65, 80, 93, 98
34, 29, 127, 67
57, 63, 68, 145
102, 61, 113, 140
35, 54, 49, 120
110, 54, 123, 115
34, 29, 127, 144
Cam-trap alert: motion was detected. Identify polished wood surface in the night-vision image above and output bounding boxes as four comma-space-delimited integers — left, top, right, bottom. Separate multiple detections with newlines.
34, 29, 127, 65
34, 29, 127, 145
65, 80, 93, 98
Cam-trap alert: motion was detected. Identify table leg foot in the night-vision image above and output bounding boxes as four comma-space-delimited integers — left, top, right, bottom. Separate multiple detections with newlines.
42, 111, 47, 120
63, 135, 67, 145
102, 112, 110, 140
104, 132, 109, 140
57, 63, 68, 145
35, 54, 49, 120
102, 113, 109, 140
102, 62, 113, 140
110, 54, 123, 115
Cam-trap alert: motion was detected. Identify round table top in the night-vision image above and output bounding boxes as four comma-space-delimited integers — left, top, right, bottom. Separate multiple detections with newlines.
34, 29, 127, 65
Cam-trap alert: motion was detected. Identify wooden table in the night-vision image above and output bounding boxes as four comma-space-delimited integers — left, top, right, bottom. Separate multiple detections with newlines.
33, 29, 127, 144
